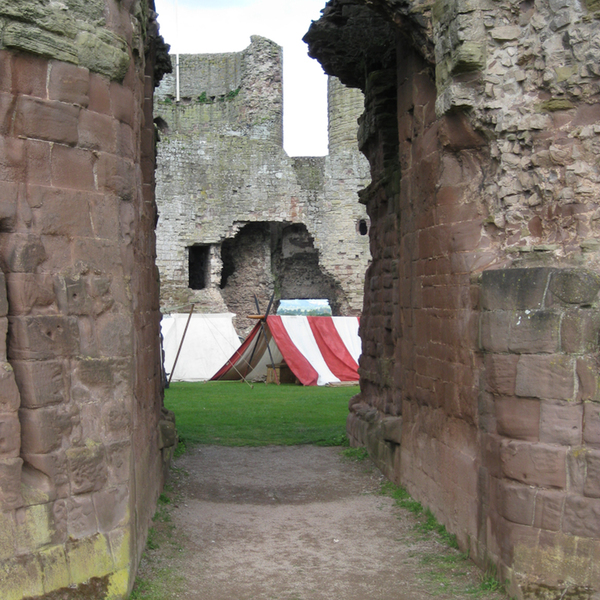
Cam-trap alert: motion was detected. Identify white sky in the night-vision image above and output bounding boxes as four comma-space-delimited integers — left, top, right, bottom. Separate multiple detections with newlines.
153, 0, 329, 156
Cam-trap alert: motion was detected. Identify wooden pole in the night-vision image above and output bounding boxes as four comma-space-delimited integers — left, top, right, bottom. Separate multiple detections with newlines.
168, 303, 194, 386
255, 294, 279, 385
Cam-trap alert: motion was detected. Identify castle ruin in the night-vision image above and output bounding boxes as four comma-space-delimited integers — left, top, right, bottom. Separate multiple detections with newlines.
305, 0, 600, 596
0, 0, 600, 598
154, 37, 371, 335
0, 1, 173, 598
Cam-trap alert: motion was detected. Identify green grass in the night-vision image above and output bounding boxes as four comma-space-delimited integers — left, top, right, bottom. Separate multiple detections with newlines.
164, 381, 357, 447
341, 446, 370, 461
380, 481, 459, 549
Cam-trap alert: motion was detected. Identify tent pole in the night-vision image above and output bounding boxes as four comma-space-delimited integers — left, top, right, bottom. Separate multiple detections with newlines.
168, 303, 194, 386
255, 293, 279, 385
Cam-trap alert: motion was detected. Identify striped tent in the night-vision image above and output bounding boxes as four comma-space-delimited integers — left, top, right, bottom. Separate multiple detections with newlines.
211, 316, 361, 386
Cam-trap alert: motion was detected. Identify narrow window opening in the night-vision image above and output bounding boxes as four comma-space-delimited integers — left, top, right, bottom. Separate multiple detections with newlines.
189, 245, 210, 290
358, 219, 369, 236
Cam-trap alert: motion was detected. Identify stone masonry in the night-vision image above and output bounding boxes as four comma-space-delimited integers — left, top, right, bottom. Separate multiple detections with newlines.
0, 1, 174, 598
305, 0, 600, 597
154, 37, 371, 335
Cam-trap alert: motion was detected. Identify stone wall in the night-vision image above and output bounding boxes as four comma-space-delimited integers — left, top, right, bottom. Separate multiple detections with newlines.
154, 38, 370, 335
0, 1, 172, 598
305, 0, 600, 596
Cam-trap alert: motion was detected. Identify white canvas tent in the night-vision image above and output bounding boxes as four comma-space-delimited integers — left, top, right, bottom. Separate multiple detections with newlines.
161, 313, 240, 382
212, 316, 361, 386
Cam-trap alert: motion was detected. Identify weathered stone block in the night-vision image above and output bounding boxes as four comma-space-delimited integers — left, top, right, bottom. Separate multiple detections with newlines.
563, 495, 600, 538
567, 448, 587, 495
0, 414, 20, 458
0, 553, 44, 599
38, 545, 70, 594
500, 440, 567, 488
0, 180, 18, 230
22, 453, 68, 495
480, 268, 551, 311
484, 354, 518, 396
0, 318, 6, 359
498, 481, 535, 525
78, 109, 117, 152
95, 152, 135, 200
109, 82, 135, 127
480, 311, 510, 352
8, 315, 80, 360
539, 401, 583, 446
4, 272, 56, 315
495, 396, 540, 441
0, 509, 15, 561
381, 415, 402, 444
10, 52, 48, 98
515, 355, 575, 401
508, 311, 560, 354
93, 485, 129, 532
50, 144, 95, 191
67, 494, 99, 539
548, 269, 600, 306
15, 502, 53, 554
103, 399, 132, 442
21, 463, 56, 507
27, 187, 94, 237
0, 363, 20, 412
0, 271, 7, 317
105, 441, 131, 486
95, 313, 133, 357
584, 403, 600, 446
66, 444, 107, 495
11, 360, 65, 408
48, 61, 90, 107
157, 419, 176, 450
88, 73, 112, 115
66, 533, 115, 585
20, 406, 75, 454
76, 30, 131, 81
584, 450, 600, 499
1, 233, 47, 273
107, 527, 131, 571
576, 358, 600, 402
13, 97, 79, 146
533, 489, 566, 532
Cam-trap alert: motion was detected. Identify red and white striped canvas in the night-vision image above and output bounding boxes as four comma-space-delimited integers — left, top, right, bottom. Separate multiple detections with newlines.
211, 316, 361, 386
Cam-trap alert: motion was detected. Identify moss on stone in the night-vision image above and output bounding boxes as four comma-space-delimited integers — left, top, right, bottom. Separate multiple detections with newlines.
67, 534, 115, 585
540, 98, 575, 112
3, 22, 79, 63
0, 0, 132, 81
76, 31, 130, 81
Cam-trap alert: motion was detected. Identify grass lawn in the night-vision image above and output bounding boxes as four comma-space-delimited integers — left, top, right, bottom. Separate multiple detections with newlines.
164, 381, 358, 447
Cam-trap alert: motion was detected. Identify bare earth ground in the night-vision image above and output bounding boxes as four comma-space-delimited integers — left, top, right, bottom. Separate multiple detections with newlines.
135, 446, 509, 600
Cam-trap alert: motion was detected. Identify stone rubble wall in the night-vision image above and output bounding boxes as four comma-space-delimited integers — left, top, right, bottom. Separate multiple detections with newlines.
306, 0, 600, 596
0, 1, 171, 598
154, 38, 371, 333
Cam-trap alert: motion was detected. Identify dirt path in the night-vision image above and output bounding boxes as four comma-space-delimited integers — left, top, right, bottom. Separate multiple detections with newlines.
135, 446, 508, 600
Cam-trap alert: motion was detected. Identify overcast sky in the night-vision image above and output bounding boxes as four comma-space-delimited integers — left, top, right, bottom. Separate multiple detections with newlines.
153, 0, 329, 156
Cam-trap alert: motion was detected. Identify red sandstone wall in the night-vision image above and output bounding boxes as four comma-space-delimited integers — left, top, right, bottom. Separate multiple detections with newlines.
307, 0, 600, 595
0, 2, 169, 597
352, 47, 489, 553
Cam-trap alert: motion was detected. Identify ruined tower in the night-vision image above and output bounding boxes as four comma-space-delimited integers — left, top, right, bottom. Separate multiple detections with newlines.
154, 37, 371, 335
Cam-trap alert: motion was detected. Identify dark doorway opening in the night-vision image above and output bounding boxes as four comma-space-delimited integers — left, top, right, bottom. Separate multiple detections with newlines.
189, 245, 210, 290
